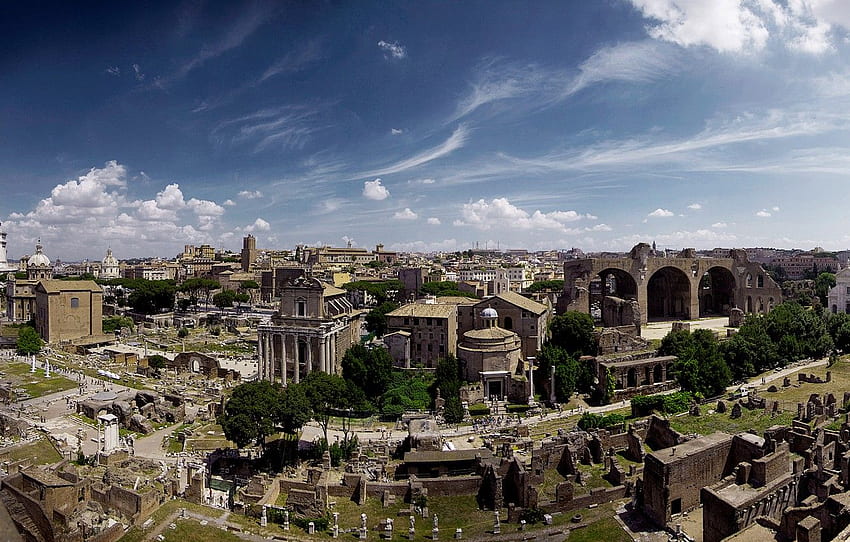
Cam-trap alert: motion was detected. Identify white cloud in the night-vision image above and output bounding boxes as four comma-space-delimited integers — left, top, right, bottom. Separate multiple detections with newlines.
389, 239, 459, 253
427, 217, 441, 225
106, 66, 120, 76
712, 222, 728, 228
367, 125, 469, 177
455, 198, 594, 232
586, 223, 612, 232
648, 208, 675, 217
363, 178, 390, 200
756, 209, 772, 217
3, 161, 228, 258
687, 203, 702, 209
238, 190, 264, 199
245, 218, 270, 232
629, 0, 850, 55
378, 40, 407, 59
393, 208, 418, 220
772, 205, 780, 212
223, 199, 235, 206
391, 128, 403, 135
132, 63, 145, 81
566, 40, 681, 96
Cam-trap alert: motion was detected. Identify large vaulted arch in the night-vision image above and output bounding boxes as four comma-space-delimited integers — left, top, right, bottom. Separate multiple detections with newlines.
699, 266, 736, 316
647, 266, 692, 320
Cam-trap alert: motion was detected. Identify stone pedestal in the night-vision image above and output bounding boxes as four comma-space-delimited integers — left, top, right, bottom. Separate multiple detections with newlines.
454, 527, 463, 539
432, 528, 439, 540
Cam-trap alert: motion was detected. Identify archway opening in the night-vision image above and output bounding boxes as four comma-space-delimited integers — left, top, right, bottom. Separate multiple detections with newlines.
593, 268, 638, 325
647, 266, 692, 320
699, 267, 736, 316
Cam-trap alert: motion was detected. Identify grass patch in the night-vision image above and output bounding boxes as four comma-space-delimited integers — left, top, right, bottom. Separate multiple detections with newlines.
19, 374, 77, 398
568, 515, 633, 542
669, 407, 795, 437
161, 520, 242, 542
0, 437, 62, 465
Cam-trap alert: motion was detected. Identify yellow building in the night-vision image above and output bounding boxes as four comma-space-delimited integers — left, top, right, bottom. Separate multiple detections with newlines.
34, 280, 105, 344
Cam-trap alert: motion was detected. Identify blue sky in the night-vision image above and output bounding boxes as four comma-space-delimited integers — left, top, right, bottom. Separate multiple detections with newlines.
4, 1, 850, 260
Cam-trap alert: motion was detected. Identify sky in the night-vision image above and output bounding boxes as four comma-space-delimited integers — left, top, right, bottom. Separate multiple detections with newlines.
5, 1, 850, 261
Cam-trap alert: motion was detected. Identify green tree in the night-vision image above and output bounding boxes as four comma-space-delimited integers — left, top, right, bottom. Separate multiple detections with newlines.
443, 395, 465, 424
341, 344, 395, 398
179, 277, 219, 310
365, 301, 399, 336
127, 280, 176, 314
433, 354, 463, 399
549, 311, 596, 358
219, 381, 284, 451
213, 289, 237, 311
234, 292, 250, 312
379, 375, 432, 418
535, 343, 578, 403
526, 280, 564, 293
301, 372, 351, 442
16, 326, 43, 355
420, 281, 478, 299
278, 383, 312, 434
660, 328, 731, 398
815, 272, 837, 307
147, 354, 167, 377
102, 315, 134, 334
238, 280, 260, 303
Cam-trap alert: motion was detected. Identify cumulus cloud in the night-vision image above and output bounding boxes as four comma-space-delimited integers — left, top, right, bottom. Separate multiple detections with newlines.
427, 217, 441, 225
3, 161, 228, 258
648, 208, 675, 217
454, 198, 595, 232
687, 203, 702, 209
363, 178, 390, 200
393, 208, 418, 220
756, 209, 772, 217
712, 222, 728, 228
245, 218, 271, 232
772, 205, 780, 212
106, 66, 120, 76
378, 40, 407, 59
629, 0, 849, 55
391, 128, 404, 135
223, 199, 236, 206
238, 190, 264, 199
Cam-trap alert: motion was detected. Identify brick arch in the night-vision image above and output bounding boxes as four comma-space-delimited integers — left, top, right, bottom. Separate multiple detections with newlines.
647, 266, 693, 320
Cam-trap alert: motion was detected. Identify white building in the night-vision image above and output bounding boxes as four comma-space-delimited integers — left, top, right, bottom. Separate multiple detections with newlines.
828, 267, 850, 314
101, 248, 120, 279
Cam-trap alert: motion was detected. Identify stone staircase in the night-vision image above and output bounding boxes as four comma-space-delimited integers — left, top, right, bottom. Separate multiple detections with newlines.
0, 489, 46, 542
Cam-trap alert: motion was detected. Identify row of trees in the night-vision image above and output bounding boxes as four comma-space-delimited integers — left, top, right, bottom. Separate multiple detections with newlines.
659, 301, 837, 398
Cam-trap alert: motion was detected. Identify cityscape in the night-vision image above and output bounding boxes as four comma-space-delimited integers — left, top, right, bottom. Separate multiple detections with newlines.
6, 2, 850, 542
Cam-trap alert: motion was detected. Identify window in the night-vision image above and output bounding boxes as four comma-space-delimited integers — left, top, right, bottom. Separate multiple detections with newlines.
70, 297, 79, 308
413, 318, 419, 325
404, 318, 410, 325
757, 275, 764, 288
296, 298, 307, 317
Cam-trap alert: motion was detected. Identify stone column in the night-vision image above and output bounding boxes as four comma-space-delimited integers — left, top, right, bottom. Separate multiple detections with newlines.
304, 337, 312, 376
280, 333, 287, 387
294, 336, 300, 384
319, 336, 327, 374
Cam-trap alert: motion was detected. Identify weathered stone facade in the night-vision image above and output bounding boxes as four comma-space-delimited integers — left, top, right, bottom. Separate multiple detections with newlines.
562, 243, 782, 324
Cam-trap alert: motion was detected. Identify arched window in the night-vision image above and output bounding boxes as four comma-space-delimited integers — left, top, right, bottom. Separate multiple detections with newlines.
746, 274, 753, 288
757, 275, 764, 288
503, 316, 513, 330
70, 297, 79, 308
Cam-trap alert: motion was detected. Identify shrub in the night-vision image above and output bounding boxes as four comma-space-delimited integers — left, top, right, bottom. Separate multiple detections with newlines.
467, 403, 490, 416
177, 327, 189, 338
631, 391, 693, 417
506, 404, 532, 413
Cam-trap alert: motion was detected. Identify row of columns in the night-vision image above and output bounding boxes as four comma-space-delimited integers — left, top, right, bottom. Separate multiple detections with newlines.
258, 327, 340, 386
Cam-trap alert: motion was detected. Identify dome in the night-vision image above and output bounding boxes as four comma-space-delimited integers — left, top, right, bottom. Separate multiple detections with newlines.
481, 307, 498, 319
27, 240, 50, 268
102, 248, 118, 266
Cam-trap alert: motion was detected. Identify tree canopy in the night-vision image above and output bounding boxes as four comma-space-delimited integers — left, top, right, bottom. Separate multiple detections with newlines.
219, 380, 284, 450
365, 301, 399, 336
419, 281, 479, 299
16, 326, 43, 355
526, 280, 564, 293
341, 280, 403, 304
659, 328, 731, 398
548, 311, 597, 358
341, 344, 394, 399
127, 280, 176, 314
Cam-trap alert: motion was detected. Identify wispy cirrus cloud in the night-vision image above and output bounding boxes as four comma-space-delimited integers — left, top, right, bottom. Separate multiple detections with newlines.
366, 125, 469, 177
213, 105, 323, 152
452, 42, 679, 121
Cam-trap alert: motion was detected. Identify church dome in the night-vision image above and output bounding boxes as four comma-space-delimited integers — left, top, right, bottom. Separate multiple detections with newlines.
27, 240, 50, 268
481, 307, 498, 319
102, 248, 118, 266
